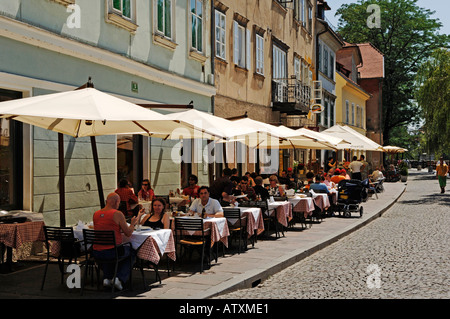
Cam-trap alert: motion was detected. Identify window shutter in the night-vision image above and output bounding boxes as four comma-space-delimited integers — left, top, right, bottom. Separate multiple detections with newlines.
233, 20, 239, 65
246, 28, 251, 70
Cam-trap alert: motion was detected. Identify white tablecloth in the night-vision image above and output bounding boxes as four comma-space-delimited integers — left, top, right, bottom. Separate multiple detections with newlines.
124, 228, 172, 254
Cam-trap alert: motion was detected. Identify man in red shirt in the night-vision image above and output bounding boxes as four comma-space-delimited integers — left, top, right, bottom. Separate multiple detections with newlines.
93, 192, 143, 290
182, 174, 200, 199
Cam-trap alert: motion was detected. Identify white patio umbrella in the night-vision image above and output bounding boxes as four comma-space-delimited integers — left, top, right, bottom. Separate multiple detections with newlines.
321, 124, 383, 151
231, 118, 335, 150
0, 88, 220, 139
165, 109, 256, 140
294, 128, 351, 149
0, 87, 214, 226
382, 145, 408, 153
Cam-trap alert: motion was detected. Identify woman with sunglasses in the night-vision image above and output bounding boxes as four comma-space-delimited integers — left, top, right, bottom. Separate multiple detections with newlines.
138, 179, 155, 201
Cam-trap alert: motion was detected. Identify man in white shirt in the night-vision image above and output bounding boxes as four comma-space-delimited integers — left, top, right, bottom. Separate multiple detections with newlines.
370, 167, 384, 181
349, 156, 363, 180
189, 186, 224, 218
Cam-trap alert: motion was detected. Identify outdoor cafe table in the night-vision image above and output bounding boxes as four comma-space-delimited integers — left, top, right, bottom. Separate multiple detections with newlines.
267, 201, 293, 228
310, 192, 331, 212
124, 228, 176, 265
171, 216, 230, 248
288, 196, 315, 218
226, 206, 265, 238
0, 221, 45, 271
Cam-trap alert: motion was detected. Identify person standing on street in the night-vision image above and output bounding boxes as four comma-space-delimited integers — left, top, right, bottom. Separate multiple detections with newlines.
436, 156, 448, 193
349, 156, 363, 180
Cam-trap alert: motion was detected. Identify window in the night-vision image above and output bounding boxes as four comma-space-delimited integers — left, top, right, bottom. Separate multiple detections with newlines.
190, 0, 203, 52
295, 0, 305, 25
351, 103, 355, 125
275, 0, 287, 8
323, 47, 329, 77
307, 2, 312, 32
330, 99, 335, 126
356, 106, 360, 127
255, 34, 264, 75
360, 107, 364, 129
329, 51, 335, 80
0, 89, 23, 211
113, 0, 132, 19
294, 56, 301, 79
302, 60, 310, 85
345, 100, 349, 124
215, 10, 226, 59
233, 21, 250, 69
106, 0, 137, 32
273, 44, 287, 80
157, 0, 173, 39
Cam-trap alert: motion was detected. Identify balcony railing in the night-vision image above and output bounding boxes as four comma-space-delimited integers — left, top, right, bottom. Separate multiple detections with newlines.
271, 77, 311, 114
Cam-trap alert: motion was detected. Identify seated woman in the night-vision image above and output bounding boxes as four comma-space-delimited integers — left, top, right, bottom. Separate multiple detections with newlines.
267, 175, 285, 197
139, 197, 170, 229
138, 179, 155, 201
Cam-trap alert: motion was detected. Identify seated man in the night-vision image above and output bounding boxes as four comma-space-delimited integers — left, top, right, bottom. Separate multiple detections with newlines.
253, 176, 270, 201
189, 186, 224, 218
309, 174, 330, 194
93, 193, 143, 290
234, 176, 257, 201
369, 167, 384, 181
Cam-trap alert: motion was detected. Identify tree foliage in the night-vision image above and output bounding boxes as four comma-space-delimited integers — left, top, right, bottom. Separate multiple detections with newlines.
336, 0, 449, 146
415, 48, 450, 157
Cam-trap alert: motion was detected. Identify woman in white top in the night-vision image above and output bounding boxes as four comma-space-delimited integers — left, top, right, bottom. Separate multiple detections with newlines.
267, 175, 285, 197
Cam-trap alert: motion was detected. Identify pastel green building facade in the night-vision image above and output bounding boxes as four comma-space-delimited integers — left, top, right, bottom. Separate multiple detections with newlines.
0, 0, 215, 226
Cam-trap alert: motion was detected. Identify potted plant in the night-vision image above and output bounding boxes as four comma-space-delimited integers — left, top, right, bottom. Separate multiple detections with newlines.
399, 161, 408, 182
297, 163, 305, 175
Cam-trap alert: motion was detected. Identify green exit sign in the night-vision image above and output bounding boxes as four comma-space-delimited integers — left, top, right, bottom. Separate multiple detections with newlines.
131, 81, 138, 93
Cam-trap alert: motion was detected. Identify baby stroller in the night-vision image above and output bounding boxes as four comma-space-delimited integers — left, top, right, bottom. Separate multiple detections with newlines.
336, 179, 368, 218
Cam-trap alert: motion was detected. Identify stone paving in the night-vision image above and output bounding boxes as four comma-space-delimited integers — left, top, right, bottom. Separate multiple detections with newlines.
215, 170, 450, 299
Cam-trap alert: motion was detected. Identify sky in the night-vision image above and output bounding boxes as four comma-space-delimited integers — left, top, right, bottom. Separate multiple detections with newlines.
326, 0, 450, 35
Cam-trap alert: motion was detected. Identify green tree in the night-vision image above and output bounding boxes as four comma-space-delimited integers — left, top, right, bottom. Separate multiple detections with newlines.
415, 48, 450, 157
336, 0, 449, 146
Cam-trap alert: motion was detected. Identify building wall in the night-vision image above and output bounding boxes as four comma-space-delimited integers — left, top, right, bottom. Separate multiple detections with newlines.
213, 0, 315, 122
359, 77, 383, 167
0, 0, 215, 225
335, 72, 369, 160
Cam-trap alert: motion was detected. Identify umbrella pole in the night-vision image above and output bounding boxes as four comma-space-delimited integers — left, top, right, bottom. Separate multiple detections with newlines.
90, 136, 105, 208
58, 133, 66, 227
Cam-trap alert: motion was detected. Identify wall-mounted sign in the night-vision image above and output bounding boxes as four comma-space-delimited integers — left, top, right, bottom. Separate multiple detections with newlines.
131, 81, 138, 93
310, 103, 324, 114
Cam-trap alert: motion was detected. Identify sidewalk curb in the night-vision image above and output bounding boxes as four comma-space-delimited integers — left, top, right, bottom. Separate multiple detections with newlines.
199, 184, 407, 299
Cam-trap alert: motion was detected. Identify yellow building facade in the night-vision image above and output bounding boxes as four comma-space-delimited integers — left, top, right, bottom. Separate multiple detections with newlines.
335, 71, 370, 159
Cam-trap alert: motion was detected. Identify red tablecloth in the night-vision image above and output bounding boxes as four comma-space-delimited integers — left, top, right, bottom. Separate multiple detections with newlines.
0, 221, 45, 249
290, 197, 315, 218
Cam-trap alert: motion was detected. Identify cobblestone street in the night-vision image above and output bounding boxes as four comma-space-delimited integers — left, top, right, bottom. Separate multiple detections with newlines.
216, 169, 450, 299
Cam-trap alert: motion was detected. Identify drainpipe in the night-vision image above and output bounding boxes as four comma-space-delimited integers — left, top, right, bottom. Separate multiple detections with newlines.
211, 0, 215, 115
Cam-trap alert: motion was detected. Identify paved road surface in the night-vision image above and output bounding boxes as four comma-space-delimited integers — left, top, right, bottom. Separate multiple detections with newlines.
216, 170, 450, 299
